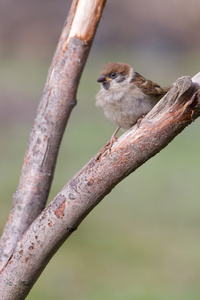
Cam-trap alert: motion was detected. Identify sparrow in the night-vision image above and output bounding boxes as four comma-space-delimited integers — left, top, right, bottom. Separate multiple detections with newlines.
96, 62, 170, 148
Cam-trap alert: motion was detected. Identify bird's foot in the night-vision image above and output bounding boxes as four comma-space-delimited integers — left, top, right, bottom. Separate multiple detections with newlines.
137, 115, 145, 127
95, 127, 120, 161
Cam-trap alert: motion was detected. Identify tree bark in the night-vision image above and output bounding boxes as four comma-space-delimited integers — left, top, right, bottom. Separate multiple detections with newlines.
1, 0, 200, 298
0, 0, 106, 271
0, 75, 200, 299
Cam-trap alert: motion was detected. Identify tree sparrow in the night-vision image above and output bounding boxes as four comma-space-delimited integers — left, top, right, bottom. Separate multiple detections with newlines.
96, 62, 170, 148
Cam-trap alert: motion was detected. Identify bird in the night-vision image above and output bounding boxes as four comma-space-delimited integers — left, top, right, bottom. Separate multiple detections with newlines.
96, 62, 170, 150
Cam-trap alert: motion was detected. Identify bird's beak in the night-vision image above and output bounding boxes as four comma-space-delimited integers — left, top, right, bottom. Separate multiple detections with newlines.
97, 75, 110, 83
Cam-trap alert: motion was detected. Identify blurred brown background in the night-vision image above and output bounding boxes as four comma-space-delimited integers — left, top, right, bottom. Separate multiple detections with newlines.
1, 0, 200, 55
1, 1, 200, 300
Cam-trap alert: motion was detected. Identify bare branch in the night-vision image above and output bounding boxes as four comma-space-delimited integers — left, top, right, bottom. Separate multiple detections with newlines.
0, 76, 199, 299
0, 0, 106, 270
192, 72, 200, 84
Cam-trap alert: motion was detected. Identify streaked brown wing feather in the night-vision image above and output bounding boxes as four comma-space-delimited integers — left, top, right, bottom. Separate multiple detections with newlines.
133, 72, 170, 96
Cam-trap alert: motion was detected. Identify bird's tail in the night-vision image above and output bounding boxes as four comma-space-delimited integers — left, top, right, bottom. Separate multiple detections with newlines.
161, 86, 171, 94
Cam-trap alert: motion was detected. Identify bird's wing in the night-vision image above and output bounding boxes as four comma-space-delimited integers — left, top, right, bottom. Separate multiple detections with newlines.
133, 72, 171, 96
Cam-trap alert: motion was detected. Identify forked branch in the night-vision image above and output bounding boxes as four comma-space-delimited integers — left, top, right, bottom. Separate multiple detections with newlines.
0, 75, 199, 299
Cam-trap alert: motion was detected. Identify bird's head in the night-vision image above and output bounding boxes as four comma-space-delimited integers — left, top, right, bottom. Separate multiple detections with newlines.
97, 62, 133, 90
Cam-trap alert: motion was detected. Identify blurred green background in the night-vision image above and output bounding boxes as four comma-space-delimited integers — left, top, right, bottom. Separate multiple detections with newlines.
1, 0, 200, 299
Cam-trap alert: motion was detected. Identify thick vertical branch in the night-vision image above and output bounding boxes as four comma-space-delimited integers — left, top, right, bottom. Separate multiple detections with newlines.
0, 0, 107, 269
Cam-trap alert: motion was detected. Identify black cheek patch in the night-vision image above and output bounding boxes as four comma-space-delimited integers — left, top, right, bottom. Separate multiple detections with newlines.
116, 76, 126, 83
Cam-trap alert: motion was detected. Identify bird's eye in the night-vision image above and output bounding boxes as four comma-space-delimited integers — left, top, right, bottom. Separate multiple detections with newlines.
110, 72, 117, 79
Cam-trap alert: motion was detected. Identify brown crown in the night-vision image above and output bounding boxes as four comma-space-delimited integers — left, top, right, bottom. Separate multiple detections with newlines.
100, 62, 130, 76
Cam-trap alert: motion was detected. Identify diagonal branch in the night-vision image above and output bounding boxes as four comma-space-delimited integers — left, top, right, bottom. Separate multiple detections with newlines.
0, 0, 107, 270
0, 76, 199, 299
